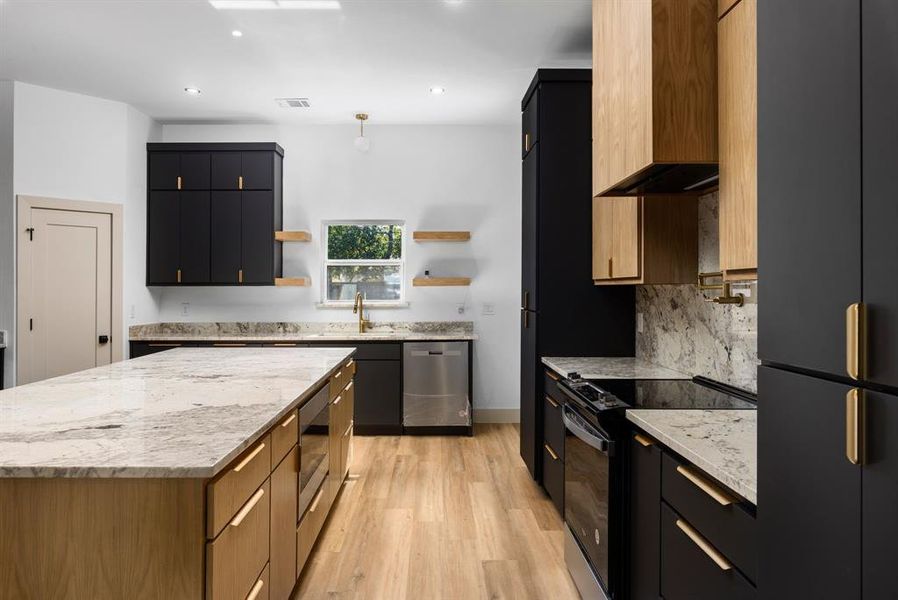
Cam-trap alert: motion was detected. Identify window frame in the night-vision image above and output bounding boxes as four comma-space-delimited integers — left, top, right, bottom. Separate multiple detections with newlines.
320, 219, 406, 307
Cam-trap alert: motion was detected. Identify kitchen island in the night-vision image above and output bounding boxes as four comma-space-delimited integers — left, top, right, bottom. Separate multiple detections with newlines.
0, 347, 357, 600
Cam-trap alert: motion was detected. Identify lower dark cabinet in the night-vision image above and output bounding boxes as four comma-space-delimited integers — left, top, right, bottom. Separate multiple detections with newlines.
629, 433, 661, 600
542, 442, 564, 513
864, 387, 898, 598
353, 359, 401, 435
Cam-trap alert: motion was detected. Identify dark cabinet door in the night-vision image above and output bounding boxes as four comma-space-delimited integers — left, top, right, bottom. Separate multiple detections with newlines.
758, 366, 860, 598
241, 152, 274, 190
241, 191, 274, 284
353, 360, 401, 431
520, 309, 538, 479
862, 0, 898, 390
521, 146, 538, 312
179, 191, 210, 283
179, 153, 211, 190
629, 434, 661, 600
149, 153, 180, 190
757, 0, 861, 377
863, 387, 898, 598
211, 191, 241, 284
147, 191, 180, 284
521, 93, 538, 158
211, 152, 242, 191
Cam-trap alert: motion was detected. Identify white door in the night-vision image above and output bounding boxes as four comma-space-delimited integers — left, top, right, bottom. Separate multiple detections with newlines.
18, 207, 113, 384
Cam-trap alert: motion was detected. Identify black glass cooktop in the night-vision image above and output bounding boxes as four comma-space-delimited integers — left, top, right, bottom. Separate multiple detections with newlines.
564, 376, 756, 413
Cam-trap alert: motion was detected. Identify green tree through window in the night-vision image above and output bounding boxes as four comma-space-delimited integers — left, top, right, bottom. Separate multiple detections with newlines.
324, 223, 404, 303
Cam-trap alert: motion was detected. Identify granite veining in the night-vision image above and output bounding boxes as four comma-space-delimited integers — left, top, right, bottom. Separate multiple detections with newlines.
541, 357, 689, 380
0, 347, 353, 478
129, 321, 477, 342
627, 408, 757, 504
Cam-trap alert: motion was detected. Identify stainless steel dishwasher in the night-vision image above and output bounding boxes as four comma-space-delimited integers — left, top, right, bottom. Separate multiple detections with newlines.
403, 341, 471, 429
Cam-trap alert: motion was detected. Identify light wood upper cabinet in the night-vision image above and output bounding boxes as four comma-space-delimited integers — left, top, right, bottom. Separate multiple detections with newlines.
718, 0, 758, 280
593, 196, 698, 285
592, 0, 718, 197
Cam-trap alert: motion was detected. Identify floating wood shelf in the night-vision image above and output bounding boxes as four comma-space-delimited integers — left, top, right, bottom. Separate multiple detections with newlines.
274, 231, 312, 242
274, 277, 311, 287
412, 277, 472, 287
412, 231, 471, 242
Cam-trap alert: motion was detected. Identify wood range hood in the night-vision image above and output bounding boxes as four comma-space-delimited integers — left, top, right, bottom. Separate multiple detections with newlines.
593, 0, 719, 197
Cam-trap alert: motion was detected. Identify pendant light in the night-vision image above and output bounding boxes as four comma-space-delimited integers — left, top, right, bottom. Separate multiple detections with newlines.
354, 113, 370, 152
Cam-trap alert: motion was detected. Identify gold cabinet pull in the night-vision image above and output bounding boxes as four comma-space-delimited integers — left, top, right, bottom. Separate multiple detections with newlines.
238, 269, 244, 284
544, 443, 559, 461
846, 303, 867, 380
346, 381, 354, 391
675, 519, 733, 571
238, 175, 244, 190
272, 343, 297, 347
633, 433, 655, 447
246, 577, 265, 600
177, 175, 182, 190
524, 133, 531, 152
545, 395, 559, 409
230, 487, 265, 527
846, 388, 865, 465
281, 412, 297, 428
676, 465, 736, 506
546, 370, 560, 382
333, 395, 342, 406
233, 442, 265, 472
309, 487, 324, 513
343, 423, 353, 437
176, 268, 182, 283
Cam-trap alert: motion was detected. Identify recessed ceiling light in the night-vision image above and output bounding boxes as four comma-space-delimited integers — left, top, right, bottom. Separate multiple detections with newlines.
209, 0, 341, 9
430, 86, 446, 95
184, 87, 202, 96
231, 29, 243, 37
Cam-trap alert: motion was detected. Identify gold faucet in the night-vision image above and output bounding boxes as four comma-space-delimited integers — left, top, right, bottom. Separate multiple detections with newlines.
353, 292, 370, 333
698, 272, 745, 306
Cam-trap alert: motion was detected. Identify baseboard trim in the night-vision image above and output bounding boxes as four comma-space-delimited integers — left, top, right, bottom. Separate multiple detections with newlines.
474, 409, 520, 424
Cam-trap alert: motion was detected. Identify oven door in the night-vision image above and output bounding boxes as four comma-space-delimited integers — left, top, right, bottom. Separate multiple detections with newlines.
563, 404, 615, 597
298, 385, 330, 514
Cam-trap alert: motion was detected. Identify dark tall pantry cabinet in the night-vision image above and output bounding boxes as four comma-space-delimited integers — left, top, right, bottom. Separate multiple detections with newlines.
519, 70, 634, 483
146, 143, 284, 286
758, 1, 898, 597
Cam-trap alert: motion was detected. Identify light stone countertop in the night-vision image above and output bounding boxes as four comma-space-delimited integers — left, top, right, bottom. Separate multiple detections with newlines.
541, 356, 690, 380
130, 321, 478, 342
626, 409, 757, 505
0, 347, 353, 478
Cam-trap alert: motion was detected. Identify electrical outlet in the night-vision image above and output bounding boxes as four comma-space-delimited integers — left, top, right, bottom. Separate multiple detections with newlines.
456, 303, 465, 315
482, 303, 495, 316
181, 302, 190, 316
637, 313, 644, 333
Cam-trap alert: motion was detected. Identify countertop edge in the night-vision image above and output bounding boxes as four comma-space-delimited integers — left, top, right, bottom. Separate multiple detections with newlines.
540, 356, 690, 380
129, 334, 478, 342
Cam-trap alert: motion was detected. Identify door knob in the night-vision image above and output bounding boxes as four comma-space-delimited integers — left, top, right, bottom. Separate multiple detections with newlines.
98, 335, 110, 345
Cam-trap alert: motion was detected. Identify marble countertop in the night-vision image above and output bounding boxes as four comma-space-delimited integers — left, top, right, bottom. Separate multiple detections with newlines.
0, 347, 353, 478
130, 321, 478, 342
626, 409, 757, 504
541, 357, 689, 380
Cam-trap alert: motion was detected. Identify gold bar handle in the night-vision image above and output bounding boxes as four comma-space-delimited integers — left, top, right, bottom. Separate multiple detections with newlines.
272, 343, 297, 347
177, 175, 182, 190
309, 487, 324, 513
238, 175, 244, 190
675, 519, 733, 571
544, 443, 559, 461
633, 433, 655, 447
524, 133, 531, 152
846, 303, 867, 380
238, 269, 244, 284
281, 412, 297, 428
846, 388, 865, 465
333, 395, 342, 406
246, 577, 265, 600
233, 442, 265, 472
230, 487, 264, 527
343, 423, 353, 437
346, 381, 354, 391
176, 269, 182, 284
546, 370, 560, 382
676, 465, 736, 506
545, 395, 559, 409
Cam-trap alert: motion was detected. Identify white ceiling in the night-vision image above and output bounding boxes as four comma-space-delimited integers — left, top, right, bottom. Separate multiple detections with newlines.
0, 0, 592, 124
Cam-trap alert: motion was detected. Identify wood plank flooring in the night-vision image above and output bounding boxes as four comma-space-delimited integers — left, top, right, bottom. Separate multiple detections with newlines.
295, 424, 580, 599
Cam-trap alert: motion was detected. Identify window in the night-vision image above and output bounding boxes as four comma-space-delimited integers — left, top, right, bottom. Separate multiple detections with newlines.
322, 221, 404, 305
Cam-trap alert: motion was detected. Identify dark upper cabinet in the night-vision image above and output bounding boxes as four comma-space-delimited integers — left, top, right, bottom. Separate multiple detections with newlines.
758, 366, 860, 598
521, 93, 538, 159
863, 387, 898, 597
757, 0, 861, 378
146, 143, 283, 286
353, 358, 401, 433
862, 0, 898, 390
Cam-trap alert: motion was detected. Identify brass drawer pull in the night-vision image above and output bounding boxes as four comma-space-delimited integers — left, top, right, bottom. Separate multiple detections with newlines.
846, 303, 867, 380
230, 487, 265, 527
309, 487, 324, 513
176, 268, 182, 283
335, 370, 342, 379
281, 413, 297, 428
177, 175, 182, 190
545, 395, 559, 409
246, 577, 265, 600
633, 433, 655, 447
846, 388, 865, 465
544, 443, 559, 461
675, 518, 733, 571
676, 465, 735, 506
346, 381, 354, 391
333, 395, 342, 406
272, 343, 297, 347
238, 175, 244, 190
233, 442, 266, 473
343, 424, 353, 437
347, 359, 355, 368
546, 370, 560, 382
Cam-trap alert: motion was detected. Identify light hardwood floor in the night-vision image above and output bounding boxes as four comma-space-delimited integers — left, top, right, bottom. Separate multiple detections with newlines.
295, 423, 581, 599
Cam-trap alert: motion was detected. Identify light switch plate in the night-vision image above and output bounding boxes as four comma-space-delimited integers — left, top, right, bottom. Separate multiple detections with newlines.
482, 303, 495, 316
181, 302, 190, 316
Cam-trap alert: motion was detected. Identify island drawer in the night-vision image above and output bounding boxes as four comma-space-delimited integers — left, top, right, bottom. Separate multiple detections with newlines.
544, 369, 565, 405
206, 478, 271, 600
660, 503, 756, 600
328, 359, 355, 400
246, 563, 270, 600
271, 408, 298, 469
661, 453, 757, 582
207, 434, 272, 538
296, 478, 331, 576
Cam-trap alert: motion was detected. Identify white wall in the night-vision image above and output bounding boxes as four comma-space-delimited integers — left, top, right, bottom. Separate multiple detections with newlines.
0, 81, 14, 386
159, 123, 521, 411
9, 82, 161, 384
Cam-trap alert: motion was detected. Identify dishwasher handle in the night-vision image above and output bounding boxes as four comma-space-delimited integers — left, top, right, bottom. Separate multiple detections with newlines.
410, 350, 463, 357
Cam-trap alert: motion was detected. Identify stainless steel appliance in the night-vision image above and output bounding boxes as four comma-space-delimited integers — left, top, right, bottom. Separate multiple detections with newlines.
402, 341, 471, 432
298, 385, 330, 515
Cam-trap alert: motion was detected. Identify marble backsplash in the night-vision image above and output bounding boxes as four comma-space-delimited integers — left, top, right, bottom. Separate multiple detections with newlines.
636, 192, 759, 393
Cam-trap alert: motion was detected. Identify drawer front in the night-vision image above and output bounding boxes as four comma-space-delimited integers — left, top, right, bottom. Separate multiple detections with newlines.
296, 480, 331, 576
542, 443, 564, 514
271, 409, 298, 469
207, 434, 272, 538
544, 369, 565, 404
207, 478, 271, 600
542, 393, 565, 462
660, 503, 756, 600
630, 432, 662, 600
661, 453, 757, 582
270, 447, 298, 600
246, 563, 269, 600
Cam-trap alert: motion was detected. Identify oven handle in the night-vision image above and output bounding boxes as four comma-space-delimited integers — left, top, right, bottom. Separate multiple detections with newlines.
563, 405, 614, 456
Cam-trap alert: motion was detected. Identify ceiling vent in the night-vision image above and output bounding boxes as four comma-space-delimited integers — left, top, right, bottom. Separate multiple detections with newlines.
275, 97, 311, 108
